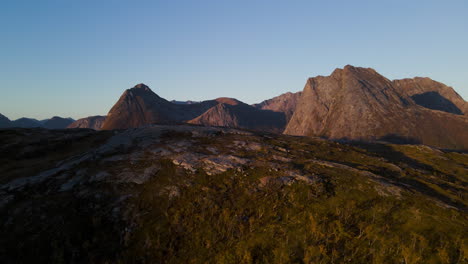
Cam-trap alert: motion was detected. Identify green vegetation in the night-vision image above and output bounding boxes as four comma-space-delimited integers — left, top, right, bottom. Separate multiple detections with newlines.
122, 163, 466, 263
0, 128, 466, 263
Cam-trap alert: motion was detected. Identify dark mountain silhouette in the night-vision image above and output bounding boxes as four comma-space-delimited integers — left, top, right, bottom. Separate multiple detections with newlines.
284, 65, 468, 149
0, 115, 76, 129
42, 116, 75, 129
11, 118, 43, 128
253, 91, 302, 122
68, 116, 106, 130
0, 114, 11, 128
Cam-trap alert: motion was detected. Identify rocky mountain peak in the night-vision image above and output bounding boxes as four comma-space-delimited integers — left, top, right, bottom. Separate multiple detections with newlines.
285, 66, 468, 149
132, 83, 151, 91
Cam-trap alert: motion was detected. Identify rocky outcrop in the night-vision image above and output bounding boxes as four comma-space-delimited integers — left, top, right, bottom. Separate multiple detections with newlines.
393, 77, 468, 115
253, 91, 302, 122
284, 65, 468, 149
68, 116, 106, 130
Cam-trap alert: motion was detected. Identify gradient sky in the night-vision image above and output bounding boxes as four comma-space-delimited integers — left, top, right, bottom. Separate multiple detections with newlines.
1, 0, 467, 120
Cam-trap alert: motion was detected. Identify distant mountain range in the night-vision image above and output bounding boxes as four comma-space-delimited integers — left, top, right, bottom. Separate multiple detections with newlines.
100, 84, 290, 133
1, 65, 467, 149
0, 115, 75, 129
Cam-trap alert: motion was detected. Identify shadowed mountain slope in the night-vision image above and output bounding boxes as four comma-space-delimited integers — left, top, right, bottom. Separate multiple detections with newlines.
393, 77, 468, 115
284, 65, 468, 149
188, 100, 287, 133
42, 116, 75, 129
11, 118, 43, 128
253, 91, 302, 122
0, 114, 11, 128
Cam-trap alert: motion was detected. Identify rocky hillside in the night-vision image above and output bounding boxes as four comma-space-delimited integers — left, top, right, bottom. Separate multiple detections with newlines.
1, 126, 467, 263
68, 115, 106, 130
253, 91, 302, 122
284, 65, 468, 150
393, 77, 468, 115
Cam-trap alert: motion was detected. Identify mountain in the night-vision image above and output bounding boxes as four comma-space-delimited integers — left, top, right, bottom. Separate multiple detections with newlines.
0, 115, 75, 129
11, 118, 43, 128
101, 84, 287, 132
188, 98, 286, 132
393, 77, 468, 115
101, 84, 219, 130
0, 114, 11, 128
1, 125, 466, 263
42, 116, 75, 129
253, 91, 302, 122
284, 65, 468, 149
67, 116, 106, 130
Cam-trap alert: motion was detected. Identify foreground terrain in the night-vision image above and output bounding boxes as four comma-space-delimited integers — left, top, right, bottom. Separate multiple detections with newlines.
0, 126, 467, 263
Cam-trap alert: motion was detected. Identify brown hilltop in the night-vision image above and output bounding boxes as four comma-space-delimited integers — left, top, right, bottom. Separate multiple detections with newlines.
284, 65, 468, 149
214, 97, 243, 105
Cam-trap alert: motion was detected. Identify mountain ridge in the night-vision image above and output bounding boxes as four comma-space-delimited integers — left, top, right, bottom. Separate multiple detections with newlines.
284, 65, 468, 149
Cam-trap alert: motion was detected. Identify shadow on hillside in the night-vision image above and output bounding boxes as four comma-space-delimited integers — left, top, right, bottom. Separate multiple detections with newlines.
349, 140, 432, 170
347, 141, 466, 211
377, 134, 422, 145
411, 91, 463, 115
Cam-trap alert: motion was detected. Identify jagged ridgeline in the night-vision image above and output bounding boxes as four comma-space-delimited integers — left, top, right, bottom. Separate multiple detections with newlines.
97, 65, 468, 149
2, 65, 467, 149
284, 65, 468, 149
1, 126, 466, 263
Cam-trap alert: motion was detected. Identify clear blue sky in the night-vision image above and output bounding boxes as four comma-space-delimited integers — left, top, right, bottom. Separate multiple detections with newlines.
1, 0, 467, 120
